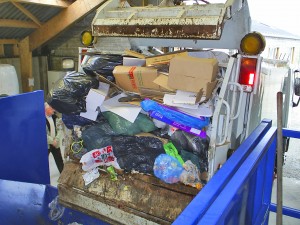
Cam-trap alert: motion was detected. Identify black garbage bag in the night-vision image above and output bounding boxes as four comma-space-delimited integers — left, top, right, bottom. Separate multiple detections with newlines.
82, 126, 164, 174
47, 71, 99, 114
62, 114, 95, 129
62, 113, 106, 129
171, 130, 209, 173
81, 121, 116, 151
112, 135, 165, 174
81, 54, 123, 82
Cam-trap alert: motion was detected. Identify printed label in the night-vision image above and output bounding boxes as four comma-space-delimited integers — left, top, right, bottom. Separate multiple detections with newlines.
128, 67, 138, 90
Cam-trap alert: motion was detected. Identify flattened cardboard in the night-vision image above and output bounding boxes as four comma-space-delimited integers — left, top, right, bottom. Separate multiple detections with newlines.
113, 66, 160, 93
146, 50, 188, 66
168, 56, 219, 95
124, 49, 146, 59
153, 73, 175, 92
123, 57, 146, 66
173, 90, 203, 105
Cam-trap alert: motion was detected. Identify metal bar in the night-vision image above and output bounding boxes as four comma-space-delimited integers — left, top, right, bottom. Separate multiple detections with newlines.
173, 120, 272, 225
270, 204, 300, 219
276, 92, 283, 225
282, 128, 300, 138
197, 127, 277, 224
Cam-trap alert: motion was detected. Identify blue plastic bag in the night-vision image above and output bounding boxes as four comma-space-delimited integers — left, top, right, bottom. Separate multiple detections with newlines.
153, 154, 184, 184
141, 99, 210, 130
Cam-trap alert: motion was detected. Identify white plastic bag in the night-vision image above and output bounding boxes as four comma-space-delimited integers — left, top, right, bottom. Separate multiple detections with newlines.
80, 146, 121, 171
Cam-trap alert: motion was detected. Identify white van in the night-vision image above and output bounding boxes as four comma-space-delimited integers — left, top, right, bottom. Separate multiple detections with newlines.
0, 64, 19, 96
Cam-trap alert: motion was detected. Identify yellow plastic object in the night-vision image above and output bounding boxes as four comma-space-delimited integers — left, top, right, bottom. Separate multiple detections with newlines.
80, 30, 94, 47
71, 140, 83, 154
240, 32, 266, 55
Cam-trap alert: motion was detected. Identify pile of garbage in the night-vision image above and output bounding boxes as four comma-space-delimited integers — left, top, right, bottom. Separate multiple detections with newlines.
47, 50, 224, 190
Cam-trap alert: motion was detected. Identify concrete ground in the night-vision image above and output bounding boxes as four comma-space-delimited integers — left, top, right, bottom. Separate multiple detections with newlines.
261, 67, 300, 224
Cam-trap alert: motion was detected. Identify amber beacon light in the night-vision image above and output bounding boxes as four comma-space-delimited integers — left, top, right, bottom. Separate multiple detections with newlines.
80, 30, 94, 47
240, 32, 266, 55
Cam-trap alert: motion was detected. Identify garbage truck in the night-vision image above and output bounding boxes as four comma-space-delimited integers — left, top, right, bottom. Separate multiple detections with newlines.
0, 0, 294, 225
52, 0, 292, 224
76, 0, 292, 176
78, 0, 270, 176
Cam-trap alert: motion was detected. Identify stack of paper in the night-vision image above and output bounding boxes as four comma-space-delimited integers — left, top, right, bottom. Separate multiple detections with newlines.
80, 82, 110, 121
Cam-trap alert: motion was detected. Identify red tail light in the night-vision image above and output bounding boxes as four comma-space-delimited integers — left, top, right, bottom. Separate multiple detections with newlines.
239, 57, 257, 86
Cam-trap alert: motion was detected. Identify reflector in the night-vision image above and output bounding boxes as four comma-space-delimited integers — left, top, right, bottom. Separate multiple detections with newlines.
240, 32, 265, 55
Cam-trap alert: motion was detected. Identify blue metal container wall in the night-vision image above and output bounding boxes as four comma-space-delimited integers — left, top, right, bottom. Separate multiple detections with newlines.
0, 91, 50, 184
0, 179, 110, 225
173, 120, 273, 225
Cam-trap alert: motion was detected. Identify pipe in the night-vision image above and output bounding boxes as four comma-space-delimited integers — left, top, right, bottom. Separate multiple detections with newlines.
276, 91, 283, 225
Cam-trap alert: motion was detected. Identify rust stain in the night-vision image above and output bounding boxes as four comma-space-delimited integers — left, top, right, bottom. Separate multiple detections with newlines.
93, 24, 221, 39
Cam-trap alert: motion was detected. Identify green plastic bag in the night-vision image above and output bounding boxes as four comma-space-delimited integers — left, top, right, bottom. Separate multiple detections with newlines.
102, 111, 157, 135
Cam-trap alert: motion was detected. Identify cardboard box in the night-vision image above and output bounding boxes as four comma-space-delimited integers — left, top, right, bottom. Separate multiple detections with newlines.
153, 73, 176, 92
145, 50, 188, 66
168, 56, 218, 98
113, 66, 160, 93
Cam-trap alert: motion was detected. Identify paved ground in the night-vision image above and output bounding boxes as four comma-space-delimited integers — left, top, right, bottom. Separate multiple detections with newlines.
261, 67, 300, 224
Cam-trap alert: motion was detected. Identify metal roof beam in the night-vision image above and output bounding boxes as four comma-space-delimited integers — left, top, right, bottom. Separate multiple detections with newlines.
0, 19, 39, 28
28, 0, 108, 51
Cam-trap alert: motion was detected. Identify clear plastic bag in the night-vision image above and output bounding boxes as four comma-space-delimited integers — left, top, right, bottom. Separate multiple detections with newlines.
48, 196, 65, 221
180, 160, 201, 189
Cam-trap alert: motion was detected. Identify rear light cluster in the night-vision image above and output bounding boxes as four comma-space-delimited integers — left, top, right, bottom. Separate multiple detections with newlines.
238, 31, 265, 91
238, 57, 257, 86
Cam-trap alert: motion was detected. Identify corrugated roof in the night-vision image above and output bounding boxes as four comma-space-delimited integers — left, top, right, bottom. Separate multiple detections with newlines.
21, 3, 62, 23
0, 1, 63, 40
0, 27, 33, 39
252, 20, 300, 40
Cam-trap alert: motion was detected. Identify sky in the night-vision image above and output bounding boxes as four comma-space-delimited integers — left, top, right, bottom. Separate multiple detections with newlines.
248, 0, 300, 36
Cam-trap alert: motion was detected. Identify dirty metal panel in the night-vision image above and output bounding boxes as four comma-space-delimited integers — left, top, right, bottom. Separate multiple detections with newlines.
58, 162, 199, 225
92, 1, 227, 39
93, 24, 221, 39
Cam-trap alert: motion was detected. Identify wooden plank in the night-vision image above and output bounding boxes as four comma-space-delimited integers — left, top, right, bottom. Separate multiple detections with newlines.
29, 0, 107, 51
19, 37, 33, 92
59, 185, 163, 225
10, 0, 71, 8
58, 161, 199, 224
13, 44, 19, 56
0, 39, 18, 44
11, 1, 42, 27
0, 45, 4, 57
0, 19, 39, 28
